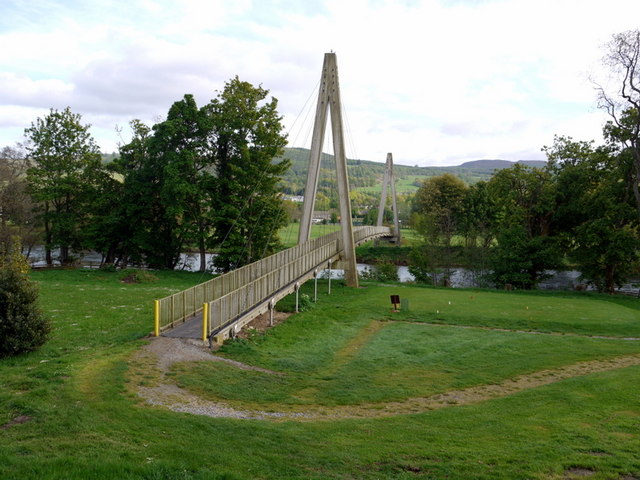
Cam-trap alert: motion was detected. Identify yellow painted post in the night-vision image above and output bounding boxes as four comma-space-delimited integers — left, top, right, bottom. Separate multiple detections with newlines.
202, 302, 209, 342
154, 300, 160, 336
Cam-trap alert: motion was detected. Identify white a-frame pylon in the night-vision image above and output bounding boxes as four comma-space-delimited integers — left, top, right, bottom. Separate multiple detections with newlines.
298, 52, 358, 287
376, 153, 401, 244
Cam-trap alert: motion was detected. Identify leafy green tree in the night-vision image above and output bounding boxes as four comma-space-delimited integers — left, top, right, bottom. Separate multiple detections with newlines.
205, 77, 289, 272
363, 207, 392, 226
147, 95, 215, 270
408, 247, 442, 285
25, 107, 102, 265
545, 136, 639, 293
457, 181, 496, 286
112, 80, 289, 273
106, 120, 155, 267
112, 96, 217, 271
410, 174, 468, 283
486, 164, 561, 289
0, 240, 50, 357
83, 161, 128, 266
0, 145, 39, 255
489, 226, 561, 289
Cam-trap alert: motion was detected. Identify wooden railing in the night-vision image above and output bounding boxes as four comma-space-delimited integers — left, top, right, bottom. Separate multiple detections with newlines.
154, 225, 391, 334
205, 240, 339, 337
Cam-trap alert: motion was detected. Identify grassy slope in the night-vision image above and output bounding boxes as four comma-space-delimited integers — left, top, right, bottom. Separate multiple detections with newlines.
183, 284, 640, 406
279, 222, 342, 248
0, 272, 639, 479
280, 224, 420, 250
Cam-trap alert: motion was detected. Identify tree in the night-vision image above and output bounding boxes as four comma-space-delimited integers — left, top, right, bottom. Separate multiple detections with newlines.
410, 174, 467, 283
82, 160, 129, 267
0, 240, 50, 357
486, 164, 561, 289
105, 120, 154, 268
111, 96, 218, 272
596, 30, 640, 217
25, 107, 102, 265
363, 206, 392, 226
147, 95, 215, 270
205, 77, 289, 272
545, 135, 639, 293
457, 181, 496, 286
0, 144, 39, 255
111, 81, 289, 273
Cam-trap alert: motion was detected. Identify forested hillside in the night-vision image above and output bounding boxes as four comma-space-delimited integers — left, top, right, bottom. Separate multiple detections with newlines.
278, 147, 545, 195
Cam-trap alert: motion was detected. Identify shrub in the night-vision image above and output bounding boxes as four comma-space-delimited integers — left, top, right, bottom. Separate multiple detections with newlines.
0, 241, 51, 357
299, 293, 314, 311
119, 269, 158, 284
360, 261, 400, 282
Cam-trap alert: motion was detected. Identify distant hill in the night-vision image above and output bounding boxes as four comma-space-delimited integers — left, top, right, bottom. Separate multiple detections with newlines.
102, 147, 546, 205
458, 159, 547, 169
278, 148, 547, 197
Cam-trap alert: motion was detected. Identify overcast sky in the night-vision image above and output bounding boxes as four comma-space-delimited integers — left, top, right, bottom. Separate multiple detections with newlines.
2, 0, 640, 166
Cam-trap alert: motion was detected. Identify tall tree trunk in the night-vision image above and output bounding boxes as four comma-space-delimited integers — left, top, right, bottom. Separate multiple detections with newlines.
104, 246, 116, 265
198, 237, 206, 272
60, 245, 69, 264
44, 203, 53, 266
605, 265, 616, 295
44, 233, 53, 266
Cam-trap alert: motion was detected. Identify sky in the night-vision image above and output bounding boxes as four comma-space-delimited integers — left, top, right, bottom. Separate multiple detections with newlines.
2, 0, 640, 167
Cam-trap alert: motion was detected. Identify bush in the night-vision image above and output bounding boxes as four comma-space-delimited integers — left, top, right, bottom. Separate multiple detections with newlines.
119, 269, 158, 284
299, 293, 314, 311
0, 242, 51, 357
360, 261, 400, 282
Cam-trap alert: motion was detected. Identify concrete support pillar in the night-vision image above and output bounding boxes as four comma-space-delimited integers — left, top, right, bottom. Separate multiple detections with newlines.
376, 153, 401, 244
298, 52, 359, 287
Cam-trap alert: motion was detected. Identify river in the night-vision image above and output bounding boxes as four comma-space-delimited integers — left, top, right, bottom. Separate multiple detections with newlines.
28, 248, 639, 296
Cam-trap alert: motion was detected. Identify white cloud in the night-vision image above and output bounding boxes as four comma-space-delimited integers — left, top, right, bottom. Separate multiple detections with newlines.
2, 0, 640, 163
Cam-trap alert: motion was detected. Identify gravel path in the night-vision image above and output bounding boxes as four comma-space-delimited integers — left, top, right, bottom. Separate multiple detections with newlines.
136, 337, 303, 420
134, 336, 640, 422
145, 336, 279, 374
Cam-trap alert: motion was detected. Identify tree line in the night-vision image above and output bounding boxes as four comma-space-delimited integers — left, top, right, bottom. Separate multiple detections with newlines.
0, 77, 289, 272
409, 30, 640, 293
409, 141, 637, 294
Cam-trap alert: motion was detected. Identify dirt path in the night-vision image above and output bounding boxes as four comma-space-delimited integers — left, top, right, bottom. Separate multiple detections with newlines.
415, 321, 640, 341
292, 320, 386, 403
133, 333, 640, 422
143, 336, 279, 374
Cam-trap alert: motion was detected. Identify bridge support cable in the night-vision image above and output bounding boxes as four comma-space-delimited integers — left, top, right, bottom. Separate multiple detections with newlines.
376, 153, 401, 244
298, 52, 359, 287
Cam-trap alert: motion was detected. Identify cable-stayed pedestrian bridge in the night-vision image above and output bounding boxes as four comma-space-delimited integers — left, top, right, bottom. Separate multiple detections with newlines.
154, 52, 399, 342
154, 225, 391, 342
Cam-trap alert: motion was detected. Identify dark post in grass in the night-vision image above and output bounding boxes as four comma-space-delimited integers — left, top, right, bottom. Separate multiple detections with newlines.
390, 294, 400, 312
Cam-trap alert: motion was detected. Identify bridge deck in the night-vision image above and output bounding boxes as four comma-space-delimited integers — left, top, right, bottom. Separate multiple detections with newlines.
156, 226, 392, 341
162, 312, 202, 338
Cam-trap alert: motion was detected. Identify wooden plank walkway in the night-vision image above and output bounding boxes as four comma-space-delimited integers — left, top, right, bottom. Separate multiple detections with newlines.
156, 226, 392, 341
162, 312, 202, 339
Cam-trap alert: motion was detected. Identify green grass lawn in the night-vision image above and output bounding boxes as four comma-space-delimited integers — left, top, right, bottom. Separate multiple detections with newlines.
356, 175, 421, 195
279, 222, 342, 248
280, 223, 420, 249
1, 271, 639, 479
